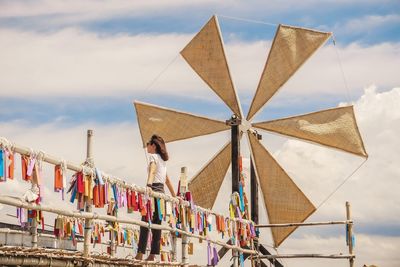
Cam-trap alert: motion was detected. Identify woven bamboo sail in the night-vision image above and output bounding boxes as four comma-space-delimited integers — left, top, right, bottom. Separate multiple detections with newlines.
253, 106, 368, 157
247, 25, 332, 120
180, 15, 242, 116
188, 142, 232, 209
248, 133, 315, 247
134, 101, 229, 147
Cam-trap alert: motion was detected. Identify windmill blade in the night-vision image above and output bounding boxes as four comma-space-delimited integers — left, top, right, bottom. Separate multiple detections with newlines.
180, 15, 242, 117
247, 132, 315, 247
253, 106, 368, 158
247, 25, 332, 120
188, 141, 231, 209
134, 101, 229, 147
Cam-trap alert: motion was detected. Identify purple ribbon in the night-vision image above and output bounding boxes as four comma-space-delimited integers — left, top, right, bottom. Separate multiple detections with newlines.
212, 246, 219, 265
26, 157, 36, 177
207, 242, 212, 266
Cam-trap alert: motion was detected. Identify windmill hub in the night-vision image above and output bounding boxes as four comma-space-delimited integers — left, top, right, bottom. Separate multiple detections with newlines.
239, 119, 252, 132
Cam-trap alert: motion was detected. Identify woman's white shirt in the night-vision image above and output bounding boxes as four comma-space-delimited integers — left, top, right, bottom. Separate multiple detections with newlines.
148, 153, 167, 184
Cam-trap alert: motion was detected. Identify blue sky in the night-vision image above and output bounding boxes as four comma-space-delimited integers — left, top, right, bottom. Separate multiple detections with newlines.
0, 0, 399, 125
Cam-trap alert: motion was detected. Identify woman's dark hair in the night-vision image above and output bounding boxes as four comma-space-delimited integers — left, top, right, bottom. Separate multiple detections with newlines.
149, 134, 169, 161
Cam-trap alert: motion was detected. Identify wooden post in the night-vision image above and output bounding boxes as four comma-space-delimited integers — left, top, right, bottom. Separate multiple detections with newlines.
181, 207, 189, 267
83, 129, 94, 258
346, 201, 354, 267
171, 234, 177, 262
110, 227, 116, 257
30, 217, 38, 248
181, 166, 189, 267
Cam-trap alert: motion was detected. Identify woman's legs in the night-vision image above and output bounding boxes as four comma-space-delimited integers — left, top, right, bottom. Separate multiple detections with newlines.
150, 217, 162, 255
136, 216, 149, 260
146, 183, 164, 261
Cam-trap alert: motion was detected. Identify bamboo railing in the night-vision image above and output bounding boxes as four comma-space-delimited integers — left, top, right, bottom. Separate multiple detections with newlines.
0, 133, 356, 267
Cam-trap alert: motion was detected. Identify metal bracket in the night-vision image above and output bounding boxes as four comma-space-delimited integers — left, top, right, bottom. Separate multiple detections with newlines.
226, 114, 241, 126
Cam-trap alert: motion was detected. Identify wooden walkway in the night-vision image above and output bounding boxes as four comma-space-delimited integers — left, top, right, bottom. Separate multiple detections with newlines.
0, 246, 187, 267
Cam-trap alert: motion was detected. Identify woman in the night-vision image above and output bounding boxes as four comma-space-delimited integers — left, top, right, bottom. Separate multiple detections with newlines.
135, 134, 176, 261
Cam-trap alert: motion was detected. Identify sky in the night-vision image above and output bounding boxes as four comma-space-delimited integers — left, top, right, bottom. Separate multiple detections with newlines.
0, 0, 400, 266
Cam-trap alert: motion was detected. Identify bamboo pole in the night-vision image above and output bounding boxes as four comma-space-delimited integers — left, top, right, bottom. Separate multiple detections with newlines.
259, 254, 355, 259
30, 218, 38, 248
0, 257, 84, 266
181, 206, 189, 267
346, 201, 354, 267
180, 167, 189, 267
0, 195, 257, 256
256, 220, 353, 228
110, 227, 116, 257
171, 234, 177, 262
0, 136, 253, 226
83, 129, 94, 257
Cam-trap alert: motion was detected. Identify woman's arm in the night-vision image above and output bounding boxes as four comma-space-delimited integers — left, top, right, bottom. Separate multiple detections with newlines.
147, 162, 156, 186
165, 174, 176, 197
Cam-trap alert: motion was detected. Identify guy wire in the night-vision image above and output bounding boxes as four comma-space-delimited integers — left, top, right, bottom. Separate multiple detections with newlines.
317, 158, 367, 210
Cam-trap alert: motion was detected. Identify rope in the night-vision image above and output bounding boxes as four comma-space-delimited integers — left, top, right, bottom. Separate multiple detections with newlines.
217, 14, 278, 27
0, 137, 14, 151
332, 34, 351, 103
141, 54, 180, 96
316, 158, 368, 210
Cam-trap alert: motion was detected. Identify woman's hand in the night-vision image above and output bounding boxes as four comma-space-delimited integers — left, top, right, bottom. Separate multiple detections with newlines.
176, 195, 185, 204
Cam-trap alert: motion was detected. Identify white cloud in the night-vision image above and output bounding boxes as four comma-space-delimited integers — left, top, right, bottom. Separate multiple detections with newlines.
0, 0, 217, 21
1, 86, 399, 266
0, 0, 392, 25
336, 14, 400, 35
0, 28, 399, 107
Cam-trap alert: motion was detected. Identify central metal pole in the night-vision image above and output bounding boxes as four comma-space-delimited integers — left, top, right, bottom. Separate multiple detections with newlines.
226, 114, 241, 267
227, 115, 241, 193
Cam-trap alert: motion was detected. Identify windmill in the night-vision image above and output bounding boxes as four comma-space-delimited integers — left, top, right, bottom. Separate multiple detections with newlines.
134, 15, 368, 248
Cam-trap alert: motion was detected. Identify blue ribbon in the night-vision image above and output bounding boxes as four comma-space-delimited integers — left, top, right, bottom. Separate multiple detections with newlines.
95, 168, 104, 185
239, 253, 244, 267
112, 184, 118, 207
157, 198, 162, 221
239, 182, 245, 211
0, 149, 4, 179
70, 185, 77, 203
